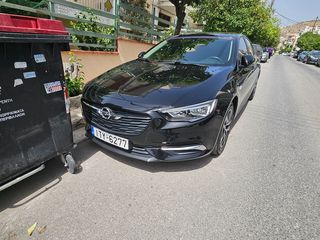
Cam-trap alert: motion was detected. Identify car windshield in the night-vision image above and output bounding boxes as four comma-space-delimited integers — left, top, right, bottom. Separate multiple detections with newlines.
142, 37, 235, 66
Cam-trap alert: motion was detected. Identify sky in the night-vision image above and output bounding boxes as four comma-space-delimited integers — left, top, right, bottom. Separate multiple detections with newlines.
270, 0, 320, 26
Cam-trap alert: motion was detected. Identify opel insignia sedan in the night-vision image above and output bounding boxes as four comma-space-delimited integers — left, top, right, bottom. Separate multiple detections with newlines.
81, 33, 260, 162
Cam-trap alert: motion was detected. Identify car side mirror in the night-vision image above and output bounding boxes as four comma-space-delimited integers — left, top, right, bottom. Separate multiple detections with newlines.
138, 51, 146, 58
240, 54, 255, 68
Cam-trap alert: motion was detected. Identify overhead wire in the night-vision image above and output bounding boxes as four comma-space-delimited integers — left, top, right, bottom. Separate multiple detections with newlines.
274, 10, 300, 25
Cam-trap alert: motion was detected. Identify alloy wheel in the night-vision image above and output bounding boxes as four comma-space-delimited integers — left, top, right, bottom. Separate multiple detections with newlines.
218, 106, 234, 152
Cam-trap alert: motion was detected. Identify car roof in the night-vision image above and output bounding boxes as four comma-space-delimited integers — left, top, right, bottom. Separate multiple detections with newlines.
170, 32, 243, 39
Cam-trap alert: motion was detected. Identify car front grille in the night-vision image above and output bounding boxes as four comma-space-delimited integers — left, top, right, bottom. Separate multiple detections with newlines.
82, 101, 151, 136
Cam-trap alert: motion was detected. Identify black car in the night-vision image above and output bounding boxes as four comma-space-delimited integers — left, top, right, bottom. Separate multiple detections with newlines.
298, 51, 309, 61
303, 50, 320, 64
81, 33, 260, 162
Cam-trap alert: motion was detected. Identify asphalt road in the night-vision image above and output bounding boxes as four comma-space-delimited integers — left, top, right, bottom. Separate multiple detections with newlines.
1, 56, 320, 240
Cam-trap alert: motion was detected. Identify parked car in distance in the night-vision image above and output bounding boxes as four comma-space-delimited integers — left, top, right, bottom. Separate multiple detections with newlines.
303, 50, 320, 64
292, 51, 299, 58
261, 51, 269, 63
253, 44, 263, 62
81, 33, 261, 162
264, 47, 274, 58
297, 51, 309, 61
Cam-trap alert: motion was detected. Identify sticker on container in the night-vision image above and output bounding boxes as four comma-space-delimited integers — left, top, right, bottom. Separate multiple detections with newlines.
14, 79, 23, 87
0, 109, 25, 122
14, 62, 27, 69
44, 81, 62, 94
23, 71, 36, 79
34, 54, 46, 63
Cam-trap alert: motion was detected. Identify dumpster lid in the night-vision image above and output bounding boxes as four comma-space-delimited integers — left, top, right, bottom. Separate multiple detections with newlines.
0, 13, 68, 35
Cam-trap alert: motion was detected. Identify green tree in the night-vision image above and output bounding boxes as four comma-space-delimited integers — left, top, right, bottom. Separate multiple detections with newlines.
297, 32, 320, 51
169, 0, 202, 35
280, 43, 293, 53
191, 0, 280, 47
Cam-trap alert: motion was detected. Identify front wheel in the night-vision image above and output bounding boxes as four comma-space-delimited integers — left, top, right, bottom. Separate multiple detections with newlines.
211, 103, 234, 157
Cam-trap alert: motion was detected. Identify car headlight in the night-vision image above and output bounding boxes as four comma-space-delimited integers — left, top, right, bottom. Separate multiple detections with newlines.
159, 100, 218, 122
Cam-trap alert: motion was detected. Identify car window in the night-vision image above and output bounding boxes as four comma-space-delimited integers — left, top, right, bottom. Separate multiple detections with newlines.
238, 38, 248, 55
244, 38, 254, 55
143, 37, 235, 66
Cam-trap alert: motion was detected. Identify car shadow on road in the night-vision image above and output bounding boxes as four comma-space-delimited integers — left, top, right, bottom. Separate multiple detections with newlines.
0, 159, 65, 212
0, 139, 97, 212
74, 139, 214, 173
105, 149, 213, 173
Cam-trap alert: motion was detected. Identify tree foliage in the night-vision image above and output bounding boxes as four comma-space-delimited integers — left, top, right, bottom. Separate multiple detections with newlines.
280, 44, 293, 53
120, 0, 151, 40
70, 9, 114, 51
191, 0, 280, 47
169, 0, 202, 35
297, 32, 320, 51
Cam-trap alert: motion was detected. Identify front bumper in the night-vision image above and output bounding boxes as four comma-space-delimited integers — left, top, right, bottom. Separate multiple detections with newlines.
84, 113, 223, 162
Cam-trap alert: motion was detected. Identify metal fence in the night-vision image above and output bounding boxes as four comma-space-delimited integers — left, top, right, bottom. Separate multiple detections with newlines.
0, 0, 178, 51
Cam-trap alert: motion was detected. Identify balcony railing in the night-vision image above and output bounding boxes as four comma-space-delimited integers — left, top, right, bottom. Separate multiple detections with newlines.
0, 0, 198, 52
66, 0, 110, 12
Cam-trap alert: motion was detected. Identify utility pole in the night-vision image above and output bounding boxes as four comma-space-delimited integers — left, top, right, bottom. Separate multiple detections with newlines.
312, 16, 318, 32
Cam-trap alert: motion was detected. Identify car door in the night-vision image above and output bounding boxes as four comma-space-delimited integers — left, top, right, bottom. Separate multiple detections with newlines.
244, 37, 259, 92
235, 37, 254, 110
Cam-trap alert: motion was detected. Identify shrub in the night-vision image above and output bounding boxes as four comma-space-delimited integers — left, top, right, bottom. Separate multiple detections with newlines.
70, 9, 115, 51
64, 53, 85, 97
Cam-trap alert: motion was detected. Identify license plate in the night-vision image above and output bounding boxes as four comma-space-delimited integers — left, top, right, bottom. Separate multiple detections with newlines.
91, 126, 129, 150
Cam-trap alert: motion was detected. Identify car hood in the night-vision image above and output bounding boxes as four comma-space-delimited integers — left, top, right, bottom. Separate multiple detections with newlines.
82, 60, 234, 112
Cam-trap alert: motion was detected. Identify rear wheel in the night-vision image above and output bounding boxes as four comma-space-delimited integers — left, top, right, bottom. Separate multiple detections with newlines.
211, 103, 234, 157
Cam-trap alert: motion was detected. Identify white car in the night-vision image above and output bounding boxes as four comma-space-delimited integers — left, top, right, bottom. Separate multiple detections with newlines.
261, 52, 268, 62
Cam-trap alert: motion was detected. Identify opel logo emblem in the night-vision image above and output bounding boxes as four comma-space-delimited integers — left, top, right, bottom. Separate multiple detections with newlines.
99, 107, 112, 120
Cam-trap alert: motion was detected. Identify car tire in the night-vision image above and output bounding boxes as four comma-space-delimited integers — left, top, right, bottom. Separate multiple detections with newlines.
211, 103, 234, 157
